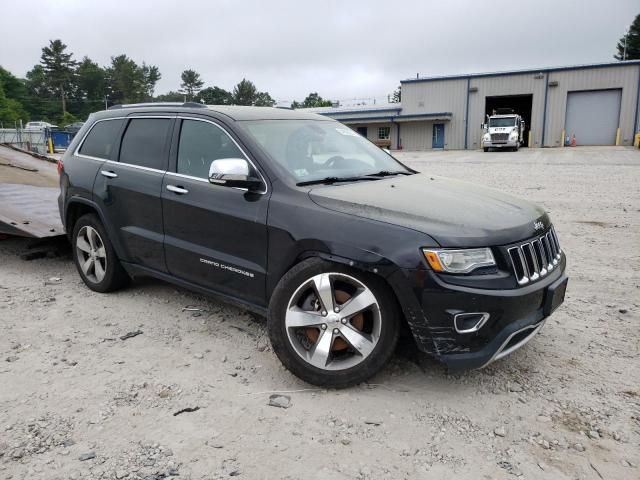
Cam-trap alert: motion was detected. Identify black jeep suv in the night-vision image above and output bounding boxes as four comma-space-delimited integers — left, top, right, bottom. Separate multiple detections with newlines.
58, 103, 568, 387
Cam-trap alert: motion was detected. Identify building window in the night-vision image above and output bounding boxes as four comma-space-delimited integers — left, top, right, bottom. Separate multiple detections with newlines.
378, 126, 390, 140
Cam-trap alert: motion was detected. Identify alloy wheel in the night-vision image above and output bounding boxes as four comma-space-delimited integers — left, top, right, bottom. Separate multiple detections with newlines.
285, 272, 381, 370
76, 226, 107, 283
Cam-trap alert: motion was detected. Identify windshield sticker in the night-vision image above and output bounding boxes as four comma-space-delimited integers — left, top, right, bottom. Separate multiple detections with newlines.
335, 127, 359, 137
294, 169, 309, 176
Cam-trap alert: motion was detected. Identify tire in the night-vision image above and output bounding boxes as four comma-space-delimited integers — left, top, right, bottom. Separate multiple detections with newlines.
71, 213, 129, 293
268, 258, 400, 388
483, 147, 489, 152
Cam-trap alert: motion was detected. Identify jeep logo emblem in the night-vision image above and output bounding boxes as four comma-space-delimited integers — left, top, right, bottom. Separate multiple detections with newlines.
533, 221, 544, 231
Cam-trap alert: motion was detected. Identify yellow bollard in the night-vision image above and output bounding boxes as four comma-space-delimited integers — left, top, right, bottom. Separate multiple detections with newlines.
48, 136, 54, 154
528, 130, 533, 148
615, 128, 621, 146
561, 129, 565, 148
635, 133, 640, 148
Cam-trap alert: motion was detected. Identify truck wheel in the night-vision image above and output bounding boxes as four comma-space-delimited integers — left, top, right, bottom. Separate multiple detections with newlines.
483, 147, 489, 152
72, 213, 129, 293
267, 258, 400, 388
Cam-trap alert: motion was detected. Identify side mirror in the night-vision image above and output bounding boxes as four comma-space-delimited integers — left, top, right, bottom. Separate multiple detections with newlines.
209, 158, 262, 191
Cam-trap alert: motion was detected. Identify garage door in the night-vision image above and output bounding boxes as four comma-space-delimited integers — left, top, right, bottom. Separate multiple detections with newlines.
565, 89, 621, 145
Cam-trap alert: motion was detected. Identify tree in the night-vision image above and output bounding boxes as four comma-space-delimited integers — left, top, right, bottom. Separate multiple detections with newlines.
58, 111, 78, 127
0, 79, 28, 126
155, 91, 185, 102
24, 65, 57, 121
291, 92, 333, 109
254, 91, 275, 107
40, 39, 78, 114
180, 69, 204, 100
615, 14, 640, 60
73, 57, 106, 117
390, 85, 401, 103
0, 66, 28, 104
231, 79, 275, 106
105, 55, 145, 105
232, 78, 257, 105
141, 63, 161, 99
195, 86, 232, 105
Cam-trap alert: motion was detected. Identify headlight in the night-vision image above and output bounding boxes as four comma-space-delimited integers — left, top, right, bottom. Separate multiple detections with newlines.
422, 248, 496, 274
510, 132, 518, 138
483, 134, 490, 141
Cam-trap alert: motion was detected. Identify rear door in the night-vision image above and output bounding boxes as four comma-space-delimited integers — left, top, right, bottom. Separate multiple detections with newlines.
161, 116, 269, 305
93, 115, 175, 272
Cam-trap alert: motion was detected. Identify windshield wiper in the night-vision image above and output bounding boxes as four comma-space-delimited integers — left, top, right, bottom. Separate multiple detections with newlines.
366, 170, 413, 177
296, 176, 381, 187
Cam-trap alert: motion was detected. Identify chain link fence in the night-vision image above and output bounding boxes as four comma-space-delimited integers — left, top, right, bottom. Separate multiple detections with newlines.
0, 128, 48, 153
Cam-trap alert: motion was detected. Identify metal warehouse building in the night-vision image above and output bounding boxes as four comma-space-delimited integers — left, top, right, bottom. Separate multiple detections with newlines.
310, 60, 640, 150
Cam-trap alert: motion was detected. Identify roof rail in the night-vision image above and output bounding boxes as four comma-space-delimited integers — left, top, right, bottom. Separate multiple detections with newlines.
108, 102, 207, 110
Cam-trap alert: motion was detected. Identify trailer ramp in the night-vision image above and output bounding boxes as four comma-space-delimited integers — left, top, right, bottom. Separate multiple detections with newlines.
0, 183, 64, 238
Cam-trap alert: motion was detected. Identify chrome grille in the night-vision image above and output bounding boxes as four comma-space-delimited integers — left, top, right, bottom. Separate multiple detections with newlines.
491, 133, 509, 142
508, 227, 562, 286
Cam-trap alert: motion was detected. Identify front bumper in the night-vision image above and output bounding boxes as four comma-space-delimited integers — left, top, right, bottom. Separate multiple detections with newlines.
390, 255, 567, 369
483, 139, 519, 148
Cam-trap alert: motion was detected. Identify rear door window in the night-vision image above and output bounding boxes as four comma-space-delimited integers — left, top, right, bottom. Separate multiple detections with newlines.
177, 119, 246, 179
119, 118, 172, 170
78, 119, 124, 159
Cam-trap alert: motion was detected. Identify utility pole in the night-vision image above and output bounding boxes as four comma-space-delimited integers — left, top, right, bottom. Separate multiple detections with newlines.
104, 95, 108, 110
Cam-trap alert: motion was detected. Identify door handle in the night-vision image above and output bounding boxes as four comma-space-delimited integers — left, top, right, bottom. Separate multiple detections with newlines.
100, 170, 118, 179
166, 185, 189, 195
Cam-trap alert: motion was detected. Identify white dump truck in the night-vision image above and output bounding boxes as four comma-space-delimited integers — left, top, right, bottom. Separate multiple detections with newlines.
482, 110, 525, 152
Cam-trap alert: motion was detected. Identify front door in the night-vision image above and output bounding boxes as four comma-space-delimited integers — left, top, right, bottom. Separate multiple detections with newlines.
432, 123, 445, 148
161, 117, 269, 305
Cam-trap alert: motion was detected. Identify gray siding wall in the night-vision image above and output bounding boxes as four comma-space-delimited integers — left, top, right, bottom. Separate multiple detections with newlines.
401, 121, 433, 150
346, 122, 398, 148
401, 64, 640, 149
544, 65, 640, 146
468, 73, 547, 148
400, 79, 467, 149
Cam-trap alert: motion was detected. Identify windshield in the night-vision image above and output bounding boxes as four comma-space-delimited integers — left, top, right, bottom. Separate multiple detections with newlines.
489, 117, 516, 127
239, 120, 411, 183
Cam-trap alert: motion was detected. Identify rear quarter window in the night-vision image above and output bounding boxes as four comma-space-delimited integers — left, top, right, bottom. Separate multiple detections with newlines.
78, 119, 124, 159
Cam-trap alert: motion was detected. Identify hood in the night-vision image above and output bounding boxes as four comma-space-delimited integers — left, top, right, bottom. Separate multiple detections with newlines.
309, 173, 549, 247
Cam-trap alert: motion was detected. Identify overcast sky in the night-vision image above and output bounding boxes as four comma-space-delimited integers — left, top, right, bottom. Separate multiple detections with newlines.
1, 0, 637, 105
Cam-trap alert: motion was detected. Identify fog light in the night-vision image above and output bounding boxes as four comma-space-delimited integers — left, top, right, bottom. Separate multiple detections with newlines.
454, 312, 490, 334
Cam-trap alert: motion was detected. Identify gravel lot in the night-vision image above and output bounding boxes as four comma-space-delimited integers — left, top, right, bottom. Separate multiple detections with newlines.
1, 146, 638, 479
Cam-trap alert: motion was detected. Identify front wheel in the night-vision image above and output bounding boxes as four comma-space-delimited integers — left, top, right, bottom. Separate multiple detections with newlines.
268, 259, 400, 387
483, 147, 489, 152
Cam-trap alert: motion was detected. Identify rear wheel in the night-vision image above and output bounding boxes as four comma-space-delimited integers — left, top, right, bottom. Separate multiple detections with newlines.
72, 214, 129, 293
268, 258, 400, 387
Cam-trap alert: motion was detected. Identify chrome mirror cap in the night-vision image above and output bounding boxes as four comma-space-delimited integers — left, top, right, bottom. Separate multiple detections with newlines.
209, 158, 250, 178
